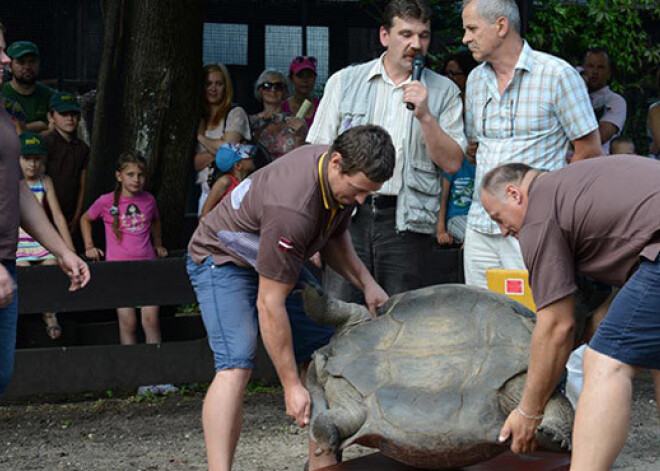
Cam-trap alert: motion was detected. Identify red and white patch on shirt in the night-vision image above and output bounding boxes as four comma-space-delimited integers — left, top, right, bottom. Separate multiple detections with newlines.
505, 278, 524, 295
278, 237, 295, 252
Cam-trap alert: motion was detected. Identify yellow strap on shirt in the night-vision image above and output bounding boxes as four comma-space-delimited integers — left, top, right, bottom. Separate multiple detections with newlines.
318, 153, 337, 232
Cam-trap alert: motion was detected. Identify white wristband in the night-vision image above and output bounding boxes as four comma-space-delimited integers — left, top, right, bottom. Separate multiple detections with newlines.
516, 406, 544, 421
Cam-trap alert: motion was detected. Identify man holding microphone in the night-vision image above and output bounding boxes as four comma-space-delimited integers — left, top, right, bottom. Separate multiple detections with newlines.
308, 0, 466, 304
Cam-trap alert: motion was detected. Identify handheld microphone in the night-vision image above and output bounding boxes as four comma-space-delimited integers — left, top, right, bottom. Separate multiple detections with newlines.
406, 54, 425, 111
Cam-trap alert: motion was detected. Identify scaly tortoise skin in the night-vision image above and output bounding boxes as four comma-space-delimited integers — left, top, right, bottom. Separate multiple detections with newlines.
304, 284, 573, 469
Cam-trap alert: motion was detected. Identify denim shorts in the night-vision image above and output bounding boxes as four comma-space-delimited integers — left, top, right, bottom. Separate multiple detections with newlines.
590, 257, 660, 370
186, 255, 334, 371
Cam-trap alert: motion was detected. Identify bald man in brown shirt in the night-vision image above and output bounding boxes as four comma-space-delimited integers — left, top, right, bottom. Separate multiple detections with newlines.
480, 156, 660, 471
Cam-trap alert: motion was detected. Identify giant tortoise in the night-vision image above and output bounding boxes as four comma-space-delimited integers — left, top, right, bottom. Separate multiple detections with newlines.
303, 284, 574, 469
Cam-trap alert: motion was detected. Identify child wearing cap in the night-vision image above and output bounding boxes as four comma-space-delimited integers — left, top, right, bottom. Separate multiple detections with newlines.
200, 143, 255, 217
16, 132, 74, 340
44, 91, 90, 238
283, 55, 320, 127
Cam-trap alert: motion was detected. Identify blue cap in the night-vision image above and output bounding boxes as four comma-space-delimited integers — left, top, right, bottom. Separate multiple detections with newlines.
215, 143, 254, 172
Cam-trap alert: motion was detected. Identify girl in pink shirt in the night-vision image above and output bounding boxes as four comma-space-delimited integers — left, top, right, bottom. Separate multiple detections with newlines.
80, 154, 171, 379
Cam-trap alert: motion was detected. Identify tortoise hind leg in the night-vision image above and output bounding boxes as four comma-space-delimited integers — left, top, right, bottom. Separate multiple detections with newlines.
499, 373, 574, 452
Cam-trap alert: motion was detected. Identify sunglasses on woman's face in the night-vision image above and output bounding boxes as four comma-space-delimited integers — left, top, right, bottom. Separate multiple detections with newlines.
294, 55, 317, 65
261, 81, 286, 91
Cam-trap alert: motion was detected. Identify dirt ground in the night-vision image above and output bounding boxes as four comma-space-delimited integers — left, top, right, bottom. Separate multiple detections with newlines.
0, 374, 658, 471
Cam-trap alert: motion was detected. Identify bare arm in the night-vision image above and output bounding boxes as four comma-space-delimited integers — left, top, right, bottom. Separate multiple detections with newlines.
649, 105, 660, 154
80, 211, 103, 261
597, 121, 619, 146
436, 177, 453, 245
200, 176, 231, 217
21, 182, 71, 259
320, 230, 388, 315
197, 130, 242, 155
25, 121, 49, 133
499, 294, 576, 454
20, 182, 90, 290
570, 130, 603, 161
418, 112, 463, 174
0, 264, 14, 308
193, 151, 214, 172
257, 277, 309, 427
42, 176, 74, 251
71, 169, 87, 232
403, 81, 463, 174
150, 219, 168, 258
285, 116, 309, 148
193, 119, 215, 171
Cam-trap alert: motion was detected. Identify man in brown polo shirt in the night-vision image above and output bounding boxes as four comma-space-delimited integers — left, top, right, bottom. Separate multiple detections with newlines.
187, 124, 395, 471
480, 157, 660, 470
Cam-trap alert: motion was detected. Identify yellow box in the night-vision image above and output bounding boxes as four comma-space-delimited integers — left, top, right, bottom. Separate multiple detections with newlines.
486, 269, 537, 312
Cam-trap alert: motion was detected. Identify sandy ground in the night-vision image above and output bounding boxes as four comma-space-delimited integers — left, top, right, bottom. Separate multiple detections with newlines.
0, 374, 658, 471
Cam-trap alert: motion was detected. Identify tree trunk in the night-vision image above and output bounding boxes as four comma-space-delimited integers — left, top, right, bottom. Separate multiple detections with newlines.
87, 0, 203, 248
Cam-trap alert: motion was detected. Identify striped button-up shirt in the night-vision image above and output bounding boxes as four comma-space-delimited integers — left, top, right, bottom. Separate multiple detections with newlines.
465, 41, 598, 234
308, 54, 414, 195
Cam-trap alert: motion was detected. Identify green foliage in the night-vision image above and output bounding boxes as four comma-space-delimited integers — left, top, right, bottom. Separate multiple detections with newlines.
245, 379, 281, 396
176, 303, 200, 315
177, 382, 208, 395
527, 0, 660, 152
527, 0, 660, 88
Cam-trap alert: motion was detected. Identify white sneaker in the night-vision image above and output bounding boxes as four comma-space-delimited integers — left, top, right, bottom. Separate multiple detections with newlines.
155, 384, 179, 395
137, 385, 160, 395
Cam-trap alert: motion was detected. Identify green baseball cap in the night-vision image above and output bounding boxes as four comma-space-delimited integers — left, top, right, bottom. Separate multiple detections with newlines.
49, 91, 81, 113
20, 132, 47, 156
7, 41, 40, 59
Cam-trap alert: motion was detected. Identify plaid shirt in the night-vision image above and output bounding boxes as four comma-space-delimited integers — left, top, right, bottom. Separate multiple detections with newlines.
465, 41, 598, 234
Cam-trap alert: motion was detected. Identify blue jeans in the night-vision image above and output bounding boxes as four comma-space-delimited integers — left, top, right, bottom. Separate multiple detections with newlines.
186, 255, 333, 371
0, 261, 18, 397
323, 204, 431, 303
590, 257, 660, 369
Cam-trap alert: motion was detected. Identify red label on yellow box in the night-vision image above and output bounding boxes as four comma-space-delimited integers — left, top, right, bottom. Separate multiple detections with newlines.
505, 279, 524, 295
486, 269, 537, 312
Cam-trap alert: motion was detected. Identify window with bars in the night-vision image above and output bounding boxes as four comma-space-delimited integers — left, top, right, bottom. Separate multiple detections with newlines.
203, 23, 249, 66
202, 23, 329, 93
265, 25, 329, 93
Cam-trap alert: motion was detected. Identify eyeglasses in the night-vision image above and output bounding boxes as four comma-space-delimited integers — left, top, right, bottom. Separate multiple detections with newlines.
260, 81, 286, 91
293, 55, 317, 65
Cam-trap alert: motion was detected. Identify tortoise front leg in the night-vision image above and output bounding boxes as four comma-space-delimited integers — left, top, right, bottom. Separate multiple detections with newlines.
311, 376, 368, 456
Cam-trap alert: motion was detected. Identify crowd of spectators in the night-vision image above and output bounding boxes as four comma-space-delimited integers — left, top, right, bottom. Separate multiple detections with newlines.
1, 6, 657, 362
2, 0, 660, 463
